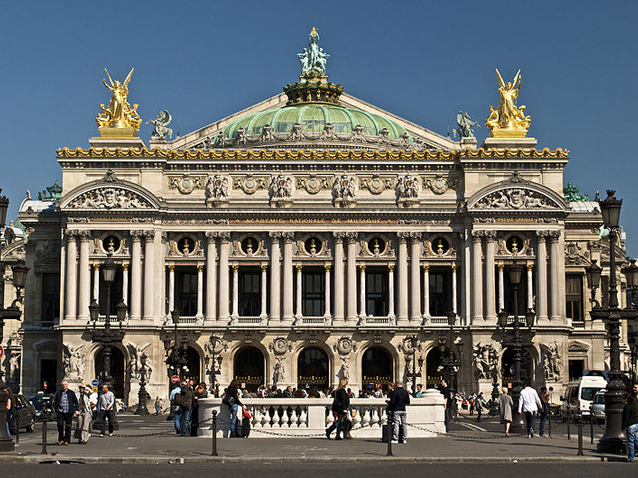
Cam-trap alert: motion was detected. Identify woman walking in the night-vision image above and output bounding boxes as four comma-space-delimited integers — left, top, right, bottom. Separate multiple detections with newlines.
223, 380, 242, 437
326, 378, 350, 440
498, 387, 513, 437
539, 387, 550, 437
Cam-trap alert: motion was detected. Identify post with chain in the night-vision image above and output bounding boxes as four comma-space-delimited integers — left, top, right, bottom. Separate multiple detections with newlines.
211, 410, 218, 456
566, 405, 571, 440
577, 416, 584, 456
41, 408, 48, 455
386, 410, 393, 456
548, 407, 552, 438
590, 406, 594, 444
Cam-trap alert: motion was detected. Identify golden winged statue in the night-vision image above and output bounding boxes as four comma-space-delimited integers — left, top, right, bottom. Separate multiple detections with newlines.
485, 68, 531, 138
96, 68, 142, 134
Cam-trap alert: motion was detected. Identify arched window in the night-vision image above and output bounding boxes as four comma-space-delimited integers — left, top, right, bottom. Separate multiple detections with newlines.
361, 347, 393, 390
297, 348, 329, 389
233, 347, 265, 392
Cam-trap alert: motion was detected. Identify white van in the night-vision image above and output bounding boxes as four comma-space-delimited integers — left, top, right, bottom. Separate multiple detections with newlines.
561, 376, 608, 418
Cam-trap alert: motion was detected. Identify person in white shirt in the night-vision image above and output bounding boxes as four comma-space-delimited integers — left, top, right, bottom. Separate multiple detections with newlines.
518, 382, 542, 438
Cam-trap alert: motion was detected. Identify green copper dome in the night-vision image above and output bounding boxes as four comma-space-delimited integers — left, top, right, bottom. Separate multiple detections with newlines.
220, 104, 411, 141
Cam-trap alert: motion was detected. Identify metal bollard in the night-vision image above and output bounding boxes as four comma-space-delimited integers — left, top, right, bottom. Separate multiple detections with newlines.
548, 407, 552, 438
211, 410, 218, 457
386, 410, 393, 457
41, 411, 48, 455
14, 414, 19, 444
577, 417, 583, 456
566, 408, 571, 440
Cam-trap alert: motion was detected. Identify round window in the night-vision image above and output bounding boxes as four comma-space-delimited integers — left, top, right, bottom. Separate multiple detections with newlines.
304, 237, 322, 255
102, 235, 120, 254
368, 237, 386, 255
241, 237, 258, 255
178, 237, 194, 255
432, 237, 449, 255
506, 236, 523, 254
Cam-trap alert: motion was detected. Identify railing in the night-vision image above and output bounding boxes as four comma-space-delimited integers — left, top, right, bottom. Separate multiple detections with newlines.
198, 389, 445, 438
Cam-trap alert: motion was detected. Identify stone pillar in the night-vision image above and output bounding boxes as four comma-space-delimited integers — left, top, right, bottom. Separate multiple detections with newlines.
526, 264, 534, 311
397, 233, 409, 325
346, 232, 358, 324
64, 230, 78, 321
143, 231, 155, 320
167, 265, 175, 313
409, 233, 422, 324
452, 264, 458, 315
484, 231, 496, 323
282, 232, 294, 324
92, 263, 100, 303
231, 264, 239, 320
196, 264, 204, 320
498, 264, 505, 312
122, 263, 128, 306
388, 264, 396, 321
130, 231, 143, 321
260, 264, 268, 321
359, 264, 366, 318
205, 232, 217, 322
549, 231, 561, 321
78, 232, 91, 321
295, 264, 303, 319
218, 233, 230, 322
324, 264, 331, 320
333, 233, 345, 324
536, 231, 548, 323
422, 265, 430, 320
471, 231, 483, 323
269, 232, 282, 321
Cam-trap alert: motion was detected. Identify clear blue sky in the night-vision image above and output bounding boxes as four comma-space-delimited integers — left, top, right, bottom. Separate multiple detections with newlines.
2, 1, 637, 253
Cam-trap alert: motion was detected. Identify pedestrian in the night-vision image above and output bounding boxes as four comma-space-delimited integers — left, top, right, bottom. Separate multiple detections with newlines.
75, 384, 92, 444
96, 384, 115, 437
53, 379, 79, 445
414, 383, 423, 398
154, 396, 161, 415
326, 378, 350, 440
439, 380, 451, 432
621, 392, 638, 462
518, 382, 542, 438
498, 387, 513, 437
174, 383, 193, 437
539, 386, 550, 437
476, 392, 484, 422
169, 382, 181, 433
223, 380, 241, 437
3, 385, 15, 437
191, 383, 207, 436
389, 380, 410, 444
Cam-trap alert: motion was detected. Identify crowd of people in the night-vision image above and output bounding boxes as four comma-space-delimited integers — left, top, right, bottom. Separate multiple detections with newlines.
169, 379, 208, 436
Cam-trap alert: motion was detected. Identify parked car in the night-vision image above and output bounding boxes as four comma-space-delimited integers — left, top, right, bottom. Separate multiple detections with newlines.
561, 375, 607, 418
591, 390, 606, 423
29, 393, 54, 420
10, 394, 36, 433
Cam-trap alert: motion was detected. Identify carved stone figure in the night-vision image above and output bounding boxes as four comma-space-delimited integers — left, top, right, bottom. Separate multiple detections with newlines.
543, 341, 562, 380
473, 343, 499, 380
338, 361, 350, 381
563, 183, 589, 202
455, 111, 479, 138
9, 352, 20, 384
96, 68, 142, 131
206, 175, 229, 201
146, 110, 173, 140
297, 27, 330, 76
127, 343, 152, 381
333, 174, 356, 207
396, 174, 420, 199
485, 68, 531, 137
273, 357, 285, 385
63, 344, 85, 382
270, 174, 293, 199
68, 187, 152, 210
474, 188, 556, 210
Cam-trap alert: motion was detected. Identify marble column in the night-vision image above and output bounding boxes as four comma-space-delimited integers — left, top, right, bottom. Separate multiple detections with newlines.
269, 232, 282, 321
409, 233, 422, 324
359, 264, 366, 318
218, 233, 230, 322
484, 231, 497, 323
282, 232, 294, 324
78, 232, 91, 321
92, 263, 100, 303
333, 233, 345, 324
346, 232, 358, 324
498, 264, 505, 312
471, 231, 484, 323
388, 264, 396, 321
196, 264, 204, 319
231, 264, 239, 320
129, 231, 143, 321
549, 231, 561, 321
536, 232, 548, 323
295, 264, 303, 319
122, 263, 128, 307
143, 231, 155, 320
167, 265, 175, 313
260, 264, 268, 321
422, 265, 430, 320
526, 264, 533, 311
324, 264, 332, 320
397, 233, 409, 325
451, 264, 458, 315
205, 232, 217, 322
64, 230, 78, 321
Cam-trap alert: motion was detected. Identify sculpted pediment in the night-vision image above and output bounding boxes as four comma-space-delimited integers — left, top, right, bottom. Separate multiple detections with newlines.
568, 341, 590, 353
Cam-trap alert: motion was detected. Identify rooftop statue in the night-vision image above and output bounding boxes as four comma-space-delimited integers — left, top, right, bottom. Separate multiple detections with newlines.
146, 110, 173, 141
96, 68, 142, 132
297, 27, 330, 76
485, 68, 531, 138
455, 111, 479, 138
563, 182, 589, 202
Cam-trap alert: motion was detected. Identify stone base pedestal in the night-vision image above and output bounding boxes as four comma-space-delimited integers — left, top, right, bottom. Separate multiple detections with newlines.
90, 135, 146, 149
481, 137, 537, 150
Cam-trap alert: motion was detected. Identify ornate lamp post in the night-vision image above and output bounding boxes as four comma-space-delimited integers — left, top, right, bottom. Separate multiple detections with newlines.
628, 333, 638, 384
439, 310, 461, 391
405, 335, 423, 397
587, 190, 638, 454
135, 352, 149, 416
497, 262, 534, 434
0, 191, 29, 452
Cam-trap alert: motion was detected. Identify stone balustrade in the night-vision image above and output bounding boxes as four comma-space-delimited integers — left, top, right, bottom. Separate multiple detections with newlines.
197, 388, 445, 438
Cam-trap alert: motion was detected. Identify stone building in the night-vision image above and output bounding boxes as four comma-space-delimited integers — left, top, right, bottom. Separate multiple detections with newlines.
10, 32, 636, 403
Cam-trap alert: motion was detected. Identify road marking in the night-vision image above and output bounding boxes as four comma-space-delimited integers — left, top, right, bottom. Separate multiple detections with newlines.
458, 422, 488, 432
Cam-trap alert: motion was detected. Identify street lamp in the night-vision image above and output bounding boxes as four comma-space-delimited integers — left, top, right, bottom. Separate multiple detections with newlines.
588, 190, 638, 454
623, 259, 638, 307
498, 262, 534, 434
135, 352, 149, 416
440, 310, 461, 391
628, 332, 638, 384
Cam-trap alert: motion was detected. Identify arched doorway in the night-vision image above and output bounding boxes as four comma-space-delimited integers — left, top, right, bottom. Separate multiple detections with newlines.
501, 347, 533, 386
95, 346, 125, 399
297, 347, 329, 389
362, 347, 393, 391
425, 348, 443, 389
233, 347, 265, 392
182, 347, 201, 384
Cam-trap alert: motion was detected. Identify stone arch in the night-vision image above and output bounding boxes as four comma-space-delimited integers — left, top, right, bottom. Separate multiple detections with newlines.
93, 342, 131, 401
232, 345, 267, 392
33, 339, 60, 394
499, 344, 540, 387
466, 178, 567, 212
354, 340, 400, 388
294, 342, 333, 390
59, 177, 161, 211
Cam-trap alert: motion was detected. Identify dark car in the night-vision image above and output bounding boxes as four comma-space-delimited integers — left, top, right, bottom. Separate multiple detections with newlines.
29, 393, 54, 419
10, 394, 36, 433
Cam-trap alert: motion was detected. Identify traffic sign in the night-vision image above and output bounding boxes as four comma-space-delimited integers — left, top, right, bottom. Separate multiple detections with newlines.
43, 381, 48, 390
91, 379, 99, 387
0, 344, 4, 360
171, 375, 180, 384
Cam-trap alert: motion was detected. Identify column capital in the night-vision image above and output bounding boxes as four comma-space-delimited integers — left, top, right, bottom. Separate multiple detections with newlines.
422, 264, 429, 272
261, 264, 268, 272
388, 263, 395, 272
548, 231, 561, 241
130, 230, 144, 241
143, 230, 155, 241
536, 230, 549, 240
167, 264, 175, 272
269, 231, 283, 239
197, 264, 205, 272
333, 231, 346, 243
78, 230, 92, 241
358, 264, 366, 271
295, 264, 303, 272
526, 263, 534, 271
397, 232, 409, 244
471, 230, 484, 241
205, 231, 217, 240
484, 231, 497, 241
92, 263, 101, 271
65, 229, 80, 239
497, 263, 504, 271
231, 264, 239, 272
408, 231, 422, 242
282, 232, 295, 243
324, 263, 332, 271
122, 263, 129, 271
218, 231, 231, 242
345, 232, 358, 244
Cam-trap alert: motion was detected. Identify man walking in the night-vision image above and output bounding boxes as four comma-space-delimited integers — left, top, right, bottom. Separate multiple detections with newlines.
518, 382, 542, 438
97, 384, 115, 437
389, 381, 410, 444
75, 384, 92, 444
53, 380, 79, 445
440, 380, 451, 432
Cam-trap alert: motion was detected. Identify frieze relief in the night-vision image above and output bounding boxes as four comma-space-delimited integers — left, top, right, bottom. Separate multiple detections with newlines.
205, 174, 230, 206
232, 175, 269, 195
67, 187, 153, 210
168, 175, 206, 194
296, 175, 333, 194
396, 174, 420, 207
333, 174, 356, 208
269, 174, 293, 207
565, 241, 589, 265
424, 174, 459, 195
474, 188, 558, 210
359, 175, 396, 195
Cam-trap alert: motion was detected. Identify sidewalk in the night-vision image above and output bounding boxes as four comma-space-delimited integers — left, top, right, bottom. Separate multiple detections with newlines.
0, 414, 625, 464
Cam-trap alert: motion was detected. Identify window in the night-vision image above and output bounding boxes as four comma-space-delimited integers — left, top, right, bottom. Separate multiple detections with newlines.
41, 273, 60, 325
98, 268, 123, 316
430, 269, 450, 316
239, 268, 260, 316
566, 274, 583, 321
503, 269, 531, 315
176, 268, 197, 316
302, 269, 324, 316
366, 269, 388, 316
